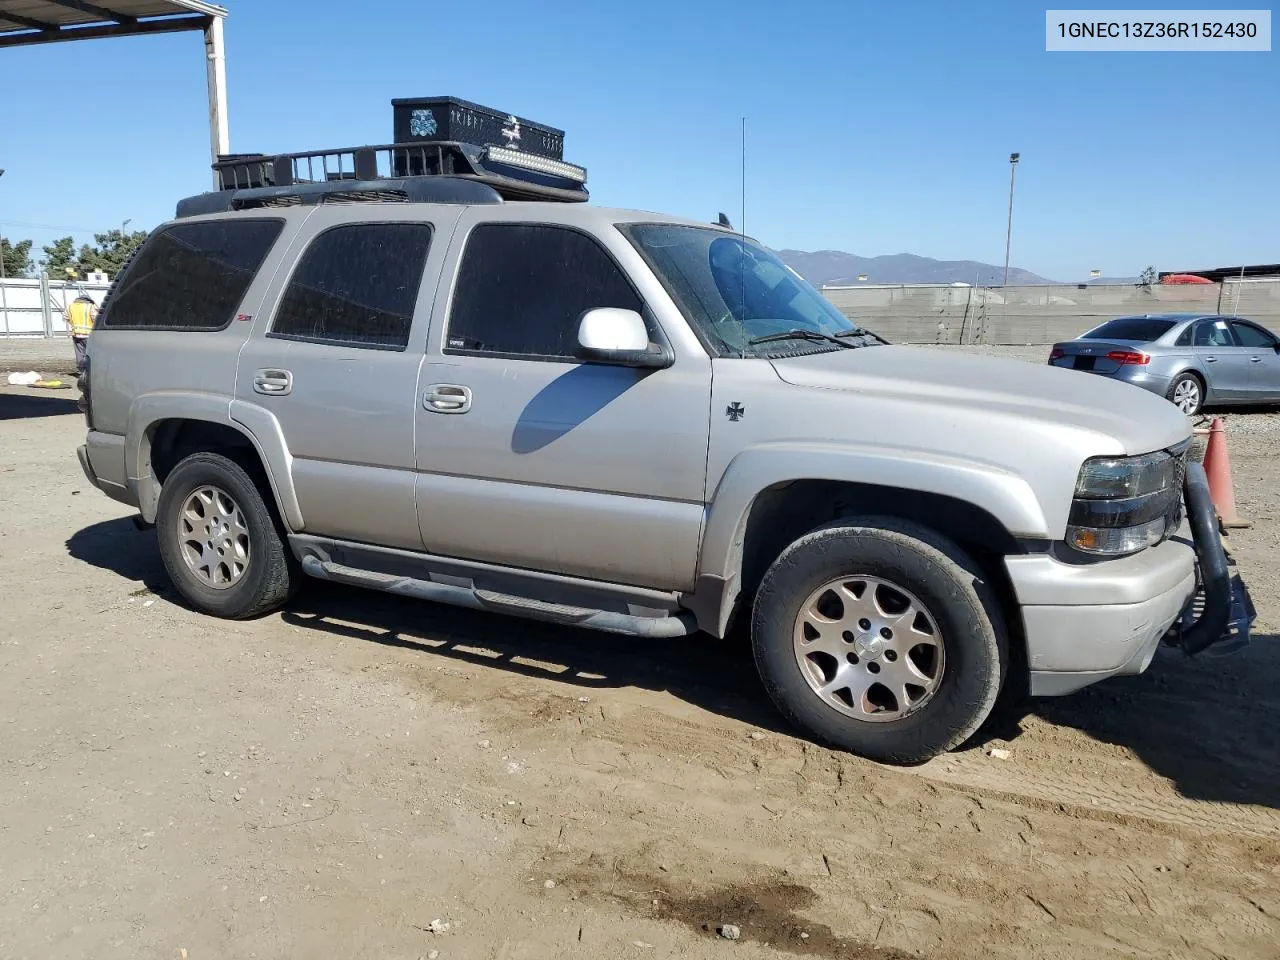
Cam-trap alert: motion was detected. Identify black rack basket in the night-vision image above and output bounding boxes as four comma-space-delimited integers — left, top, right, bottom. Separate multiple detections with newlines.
206, 140, 587, 210
391, 96, 565, 160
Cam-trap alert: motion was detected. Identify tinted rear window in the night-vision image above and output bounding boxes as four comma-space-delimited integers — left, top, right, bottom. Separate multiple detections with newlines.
270, 222, 433, 351
100, 219, 283, 331
1082, 318, 1176, 342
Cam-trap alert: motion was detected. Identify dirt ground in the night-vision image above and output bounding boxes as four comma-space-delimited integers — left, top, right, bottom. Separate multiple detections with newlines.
2, 348, 1279, 960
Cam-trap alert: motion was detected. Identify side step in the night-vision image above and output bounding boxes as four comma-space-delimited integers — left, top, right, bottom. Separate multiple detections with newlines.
300, 557, 697, 638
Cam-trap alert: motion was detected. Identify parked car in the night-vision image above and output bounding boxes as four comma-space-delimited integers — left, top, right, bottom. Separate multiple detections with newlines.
1049, 313, 1280, 415
74, 135, 1253, 766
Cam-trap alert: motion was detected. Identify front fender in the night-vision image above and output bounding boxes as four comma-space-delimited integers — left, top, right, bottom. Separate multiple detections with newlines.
692, 442, 1048, 633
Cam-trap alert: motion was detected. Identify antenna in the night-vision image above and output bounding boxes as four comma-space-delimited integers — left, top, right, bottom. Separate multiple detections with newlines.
741, 116, 746, 239
740, 116, 747, 359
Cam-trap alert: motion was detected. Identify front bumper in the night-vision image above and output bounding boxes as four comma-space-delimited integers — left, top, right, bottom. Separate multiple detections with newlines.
1007, 461, 1254, 697
1168, 460, 1255, 656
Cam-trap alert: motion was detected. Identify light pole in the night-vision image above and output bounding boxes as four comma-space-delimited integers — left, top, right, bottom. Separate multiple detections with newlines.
0, 169, 8, 335
122, 218, 132, 237
1002, 152, 1020, 288
0, 168, 6, 282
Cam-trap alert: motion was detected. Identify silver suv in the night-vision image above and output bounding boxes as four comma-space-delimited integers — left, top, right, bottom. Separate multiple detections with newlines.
75, 131, 1253, 764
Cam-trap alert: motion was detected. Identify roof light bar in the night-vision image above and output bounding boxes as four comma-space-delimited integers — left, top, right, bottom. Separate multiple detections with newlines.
484, 146, 587, 184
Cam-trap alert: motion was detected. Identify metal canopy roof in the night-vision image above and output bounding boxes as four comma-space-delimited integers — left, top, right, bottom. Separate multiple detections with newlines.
0, 0, 230, 178
0, 0, 225, 47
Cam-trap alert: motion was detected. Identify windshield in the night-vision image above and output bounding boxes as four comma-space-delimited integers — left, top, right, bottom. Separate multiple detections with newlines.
619, 223, 876, 357
1082, 317, 1177, 342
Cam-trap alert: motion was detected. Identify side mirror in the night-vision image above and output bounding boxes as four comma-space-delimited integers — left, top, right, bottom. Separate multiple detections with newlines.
577, 308, 671, 368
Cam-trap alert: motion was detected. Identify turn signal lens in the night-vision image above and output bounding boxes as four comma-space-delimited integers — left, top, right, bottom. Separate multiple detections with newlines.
1067, 518, 1168, 555
1049, 347, 1065, 360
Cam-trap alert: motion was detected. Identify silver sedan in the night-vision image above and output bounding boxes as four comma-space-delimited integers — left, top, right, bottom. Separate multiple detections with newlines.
1048, 312, 1280, 415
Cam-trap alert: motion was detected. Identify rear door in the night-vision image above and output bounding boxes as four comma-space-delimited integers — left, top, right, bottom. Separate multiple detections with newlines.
1191, 317, 1253, 400
235, 206, 458, 550
1229, 318, 1280, 400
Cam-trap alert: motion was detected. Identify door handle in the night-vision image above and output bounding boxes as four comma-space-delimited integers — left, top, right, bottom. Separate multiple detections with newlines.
1204, 356, 1217, 363
423, 383, 472, 414
1250, 356, 1263, 363
253, 369, 293, 396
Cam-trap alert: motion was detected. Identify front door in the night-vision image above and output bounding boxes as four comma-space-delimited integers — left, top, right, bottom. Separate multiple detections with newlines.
413, 217, 712, 591
235, 210, 448, 550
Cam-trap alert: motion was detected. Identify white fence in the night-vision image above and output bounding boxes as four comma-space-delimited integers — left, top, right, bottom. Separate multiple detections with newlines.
7, 273, 1280, 346
0, 277, 112, 337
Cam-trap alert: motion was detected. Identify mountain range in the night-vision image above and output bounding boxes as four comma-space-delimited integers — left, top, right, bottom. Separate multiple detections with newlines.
776, 249, 1062, 287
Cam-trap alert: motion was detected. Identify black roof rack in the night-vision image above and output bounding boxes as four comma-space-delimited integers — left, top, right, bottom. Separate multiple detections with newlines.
176, 140, 589, 219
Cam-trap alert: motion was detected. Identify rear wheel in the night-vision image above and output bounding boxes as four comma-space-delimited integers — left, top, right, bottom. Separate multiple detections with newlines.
751, 517, 1007, 764
1167, 372, 1204, 416
156, 451, 296, 619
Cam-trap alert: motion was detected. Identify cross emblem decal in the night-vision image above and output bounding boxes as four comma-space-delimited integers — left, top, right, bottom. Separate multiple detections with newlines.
725, 402, 745, 422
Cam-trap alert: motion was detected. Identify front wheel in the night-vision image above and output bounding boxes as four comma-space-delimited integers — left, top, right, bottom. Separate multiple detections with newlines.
155, 451, 296, 619
1167, 372, 1204, 416
751, 518, 1007, 764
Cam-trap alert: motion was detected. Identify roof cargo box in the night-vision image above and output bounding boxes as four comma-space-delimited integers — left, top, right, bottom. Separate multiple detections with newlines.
392, 96, 565, 160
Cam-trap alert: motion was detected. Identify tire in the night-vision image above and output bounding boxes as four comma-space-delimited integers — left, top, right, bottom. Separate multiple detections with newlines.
155, 451, 296, 619
1166, 372, 1204, 416
751, 517, 1008, 765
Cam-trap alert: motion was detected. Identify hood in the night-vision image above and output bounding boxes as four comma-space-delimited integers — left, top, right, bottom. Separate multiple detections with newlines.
768, 345, 1190, 455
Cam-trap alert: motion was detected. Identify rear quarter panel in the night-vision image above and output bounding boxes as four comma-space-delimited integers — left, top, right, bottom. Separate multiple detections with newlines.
87, 212, 306, 505
1148, 350, 1209, 398
90, 213, 304, 438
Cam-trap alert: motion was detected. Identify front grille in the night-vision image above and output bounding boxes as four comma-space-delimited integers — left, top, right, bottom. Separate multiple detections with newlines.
1165, 444, 1191, 542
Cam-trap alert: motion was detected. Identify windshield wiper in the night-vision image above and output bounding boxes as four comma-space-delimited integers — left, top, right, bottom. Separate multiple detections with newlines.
748, 329, 859, 349
832, 327, 889, 346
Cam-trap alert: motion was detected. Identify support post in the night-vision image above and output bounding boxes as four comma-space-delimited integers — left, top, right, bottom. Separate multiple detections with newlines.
40, 272, 54, 338
205, 15, 230, 187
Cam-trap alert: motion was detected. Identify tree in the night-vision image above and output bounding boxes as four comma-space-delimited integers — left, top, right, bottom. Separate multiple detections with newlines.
40, 229, 148, 280
83, 228, 148, 277
1, 236, 33, 278
41, 237, 77, 276
1137, 265, 1157, 291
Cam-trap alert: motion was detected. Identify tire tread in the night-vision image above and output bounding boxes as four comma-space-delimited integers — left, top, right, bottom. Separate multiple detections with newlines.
751, 516, 1007, 764
155, 451, 295, 620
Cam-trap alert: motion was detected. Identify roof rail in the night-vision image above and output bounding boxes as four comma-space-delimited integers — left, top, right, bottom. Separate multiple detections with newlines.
174, 140, 589, 218
176, 175, 506, 219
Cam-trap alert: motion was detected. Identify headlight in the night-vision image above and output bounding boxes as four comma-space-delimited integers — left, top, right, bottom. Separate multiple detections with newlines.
1074, 450, 1180, 499
1066, 447, 1186, 556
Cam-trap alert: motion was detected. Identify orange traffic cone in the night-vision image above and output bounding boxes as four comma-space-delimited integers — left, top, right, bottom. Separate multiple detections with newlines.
1201, 417, 1250, 528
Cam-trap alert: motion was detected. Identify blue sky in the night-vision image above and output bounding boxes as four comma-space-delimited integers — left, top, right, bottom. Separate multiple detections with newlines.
0, 0, 1275, 280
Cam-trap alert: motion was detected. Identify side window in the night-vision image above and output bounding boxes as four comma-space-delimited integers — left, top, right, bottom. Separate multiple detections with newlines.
446, 223, 644, 360
270, 222, 433, 351
100, 219, 283, 330
1231, 321, 1276, 348
1175, 325, 1193, 347
1193, 319, 1233, 347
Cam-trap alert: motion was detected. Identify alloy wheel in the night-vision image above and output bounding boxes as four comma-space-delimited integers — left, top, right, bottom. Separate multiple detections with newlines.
792, 575, 945, 722
178, 484, 251, 589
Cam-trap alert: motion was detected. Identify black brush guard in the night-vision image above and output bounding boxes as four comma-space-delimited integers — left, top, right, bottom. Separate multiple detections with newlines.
1169, 461, 1256, 656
